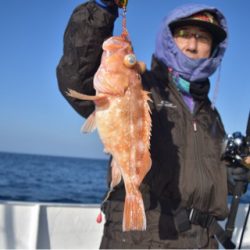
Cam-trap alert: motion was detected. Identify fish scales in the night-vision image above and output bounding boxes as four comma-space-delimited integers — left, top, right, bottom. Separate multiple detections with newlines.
67, 36, 152, 231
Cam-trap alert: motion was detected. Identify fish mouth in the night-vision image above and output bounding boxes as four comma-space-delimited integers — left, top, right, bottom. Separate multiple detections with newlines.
102, 36, 132, 52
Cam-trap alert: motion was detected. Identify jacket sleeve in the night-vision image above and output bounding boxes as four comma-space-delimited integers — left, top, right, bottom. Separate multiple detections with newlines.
56, 1, 117, 118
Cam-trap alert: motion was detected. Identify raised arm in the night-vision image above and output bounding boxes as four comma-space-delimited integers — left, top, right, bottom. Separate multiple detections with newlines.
56, 1, 117, 118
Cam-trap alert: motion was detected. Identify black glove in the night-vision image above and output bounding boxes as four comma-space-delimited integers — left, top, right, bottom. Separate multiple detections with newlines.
95, 0, 127, 17
227, 166, 249, 182
95, 0, 118, 16
99, 0, 127, 8
227, 166, 250, 194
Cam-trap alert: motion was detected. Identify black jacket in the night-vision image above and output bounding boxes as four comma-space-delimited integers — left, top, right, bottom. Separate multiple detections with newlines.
57, 1, 229, 245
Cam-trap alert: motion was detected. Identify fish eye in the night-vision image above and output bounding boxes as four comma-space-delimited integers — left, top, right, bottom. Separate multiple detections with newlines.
124, 54, 137, 68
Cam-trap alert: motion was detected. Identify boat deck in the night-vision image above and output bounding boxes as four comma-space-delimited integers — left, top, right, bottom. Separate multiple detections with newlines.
0, 201, 249, 249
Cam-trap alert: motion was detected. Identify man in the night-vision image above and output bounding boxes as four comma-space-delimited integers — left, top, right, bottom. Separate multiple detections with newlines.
57, 1, 249, 248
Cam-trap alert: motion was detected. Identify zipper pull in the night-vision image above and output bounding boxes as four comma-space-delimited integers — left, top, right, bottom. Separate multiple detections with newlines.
193, 120, 197, 132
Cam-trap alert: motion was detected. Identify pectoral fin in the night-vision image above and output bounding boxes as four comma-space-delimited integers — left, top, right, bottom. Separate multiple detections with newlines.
81, 112, 96, 133
66, 89, 99, 101
66, 89, 108, 107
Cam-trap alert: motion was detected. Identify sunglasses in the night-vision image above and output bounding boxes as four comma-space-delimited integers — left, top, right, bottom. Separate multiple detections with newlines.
173, 28, 212, 44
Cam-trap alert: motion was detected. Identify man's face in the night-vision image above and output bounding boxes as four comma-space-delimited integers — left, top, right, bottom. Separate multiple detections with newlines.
173, 25, 213, 59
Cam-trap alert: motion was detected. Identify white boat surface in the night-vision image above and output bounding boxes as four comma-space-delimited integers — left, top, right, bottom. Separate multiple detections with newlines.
0, 200, 249, 249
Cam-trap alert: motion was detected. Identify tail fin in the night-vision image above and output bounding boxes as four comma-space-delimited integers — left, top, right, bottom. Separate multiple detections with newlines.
123, 188, 146, 231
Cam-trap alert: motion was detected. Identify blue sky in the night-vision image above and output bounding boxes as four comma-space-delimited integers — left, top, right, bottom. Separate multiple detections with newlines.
0, 0, 249, 159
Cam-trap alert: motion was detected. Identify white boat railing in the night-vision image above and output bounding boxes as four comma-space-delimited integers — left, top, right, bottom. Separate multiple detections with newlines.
0, 200, 249, 249
0, 201, 104, 249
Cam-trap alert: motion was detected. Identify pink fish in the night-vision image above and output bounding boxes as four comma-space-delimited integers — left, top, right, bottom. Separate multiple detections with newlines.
67, 35, 152, 231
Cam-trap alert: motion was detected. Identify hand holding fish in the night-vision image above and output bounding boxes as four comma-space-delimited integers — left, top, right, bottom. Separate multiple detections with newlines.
114, 0, 128, 8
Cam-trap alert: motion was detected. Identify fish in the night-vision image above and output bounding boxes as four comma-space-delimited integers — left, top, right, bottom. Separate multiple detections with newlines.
66, 35, 152, 231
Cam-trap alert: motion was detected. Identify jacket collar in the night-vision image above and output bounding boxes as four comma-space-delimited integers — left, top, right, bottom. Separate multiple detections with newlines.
150, 55, 170, 88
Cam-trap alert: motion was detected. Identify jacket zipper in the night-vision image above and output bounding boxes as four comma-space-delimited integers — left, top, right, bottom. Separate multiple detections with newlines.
192, 117, 206, 209
193, 119, 197, 132
168, 81, 206, 208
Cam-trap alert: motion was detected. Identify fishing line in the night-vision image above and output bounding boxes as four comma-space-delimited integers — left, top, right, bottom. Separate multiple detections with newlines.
211, 64, 221, 110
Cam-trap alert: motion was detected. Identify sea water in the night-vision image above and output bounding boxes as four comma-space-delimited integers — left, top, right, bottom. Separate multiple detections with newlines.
0, 151, 249, 204
0, 151, 109, 203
